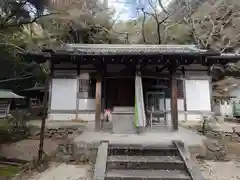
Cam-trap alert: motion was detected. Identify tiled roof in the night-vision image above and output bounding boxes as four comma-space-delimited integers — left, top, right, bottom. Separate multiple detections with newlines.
60, 44, 208, 55
0, 90, 24, 99
22, 86, 45, 92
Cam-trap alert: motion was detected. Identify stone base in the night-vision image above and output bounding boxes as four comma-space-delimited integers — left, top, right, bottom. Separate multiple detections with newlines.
111, 106, 136, 134
112, 113, 136, 134
55, 141, 98, 163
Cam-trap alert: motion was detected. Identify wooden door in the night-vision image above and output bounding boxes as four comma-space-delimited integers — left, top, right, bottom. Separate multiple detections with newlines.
106, 78, 134, 108
117, 79, 134, 106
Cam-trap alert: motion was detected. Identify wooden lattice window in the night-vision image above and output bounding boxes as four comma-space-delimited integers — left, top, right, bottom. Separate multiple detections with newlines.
0, 100, 9, 117
177, 80, 184, 98
78, 78, 96, 98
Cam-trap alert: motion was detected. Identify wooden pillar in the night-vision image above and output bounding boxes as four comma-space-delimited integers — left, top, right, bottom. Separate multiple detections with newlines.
76, 63, 80, 120
183, 79, 187, 121
170, 68, 178, 131
102, 78, 106, 111
95, 74, 102, 131
182, 67, 187, 121
47, 62, 54, 114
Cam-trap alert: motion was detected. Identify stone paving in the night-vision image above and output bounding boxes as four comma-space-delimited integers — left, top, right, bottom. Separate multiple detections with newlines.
74, 126, 206, 147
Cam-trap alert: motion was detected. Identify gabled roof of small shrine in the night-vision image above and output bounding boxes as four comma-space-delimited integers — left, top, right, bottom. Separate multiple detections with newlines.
0, 90, 24, 99
212, 77, 240, 93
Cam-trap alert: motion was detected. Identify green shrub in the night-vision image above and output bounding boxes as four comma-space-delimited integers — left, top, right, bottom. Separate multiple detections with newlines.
0, 110, 30, 144
0, 165, 22, 177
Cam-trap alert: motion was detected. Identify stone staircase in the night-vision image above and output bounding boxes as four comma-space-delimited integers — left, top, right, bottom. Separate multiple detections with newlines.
94, 141, 204, 180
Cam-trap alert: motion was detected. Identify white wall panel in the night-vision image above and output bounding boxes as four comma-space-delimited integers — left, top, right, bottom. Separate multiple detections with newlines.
51, 78, 77, 110
229, 87, 240, 98
165, 99, 184, 111
78, 99, 95, 110
77, 113, 95, 121
48, 113, 76, 121
185, 79, 211, 111
166, 113, 202, 121
48, 113, 95, 121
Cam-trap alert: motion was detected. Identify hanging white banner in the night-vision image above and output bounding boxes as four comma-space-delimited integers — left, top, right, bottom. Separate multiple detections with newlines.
134, 74, 146, 127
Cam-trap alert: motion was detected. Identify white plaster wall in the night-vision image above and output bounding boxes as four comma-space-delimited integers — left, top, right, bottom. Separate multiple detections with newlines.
166, 113, 202, 121
49, 73, 97, 121
79, 99, 95, 110
165, 78, 211, 122
229, 87, 240, 98
51, 78, 77, 110
165, 99, 184, 111
77, 113, 95, 121
157, 98, 202, 121
48, 114, 76, 121
48, 112, 95, 121
185, 79, 211, 111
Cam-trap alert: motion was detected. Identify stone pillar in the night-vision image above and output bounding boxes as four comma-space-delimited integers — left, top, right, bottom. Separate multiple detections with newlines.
95, 74, 102, 131
170, 68, 178, 130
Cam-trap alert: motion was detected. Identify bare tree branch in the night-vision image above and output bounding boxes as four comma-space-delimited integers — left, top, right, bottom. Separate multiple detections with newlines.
190, 18, 206, 48
0, 43, 25, 52
110, 12, 122, 28
157, 0, 169, 15
184, 1, 240, 51
141, 0, 173, 44
205, 17, 215, 48
1, 13, 58, 29
162, 23, 177, 44
221, 33, 240, 53
221, 40, 233, 53
0, 74, 32, 83
139, 8, 147, 43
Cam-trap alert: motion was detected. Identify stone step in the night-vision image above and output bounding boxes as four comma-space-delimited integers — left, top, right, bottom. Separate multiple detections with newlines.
105, 169, 191, 180
108, 144, 179, 156
107, 155, 185, 170
151, 121, 172, 125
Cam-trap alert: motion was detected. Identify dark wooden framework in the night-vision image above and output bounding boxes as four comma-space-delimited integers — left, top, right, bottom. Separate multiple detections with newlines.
20, 46, 240, 131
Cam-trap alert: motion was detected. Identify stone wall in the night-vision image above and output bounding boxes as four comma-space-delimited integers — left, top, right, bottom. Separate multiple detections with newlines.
55, 140, 99, 163
29, 126, 84, 139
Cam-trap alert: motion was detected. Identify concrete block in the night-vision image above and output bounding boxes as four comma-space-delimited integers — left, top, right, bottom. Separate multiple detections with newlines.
94, 141, 108, 180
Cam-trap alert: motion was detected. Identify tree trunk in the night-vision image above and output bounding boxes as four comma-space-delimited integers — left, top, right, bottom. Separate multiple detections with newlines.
37, 72, 50, 163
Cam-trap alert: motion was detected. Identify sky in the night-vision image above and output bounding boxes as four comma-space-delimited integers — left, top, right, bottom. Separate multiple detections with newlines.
107, 0, 173, 20
26, 0, 172, 21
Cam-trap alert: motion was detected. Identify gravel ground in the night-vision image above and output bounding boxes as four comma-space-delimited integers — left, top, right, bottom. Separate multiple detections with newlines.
199, 160, 240, 180
0, 139, 63, 161
29, 163, 91, 180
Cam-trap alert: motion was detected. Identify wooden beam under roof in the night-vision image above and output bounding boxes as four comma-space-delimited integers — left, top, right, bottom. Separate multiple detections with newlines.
19, 49, 240, 66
